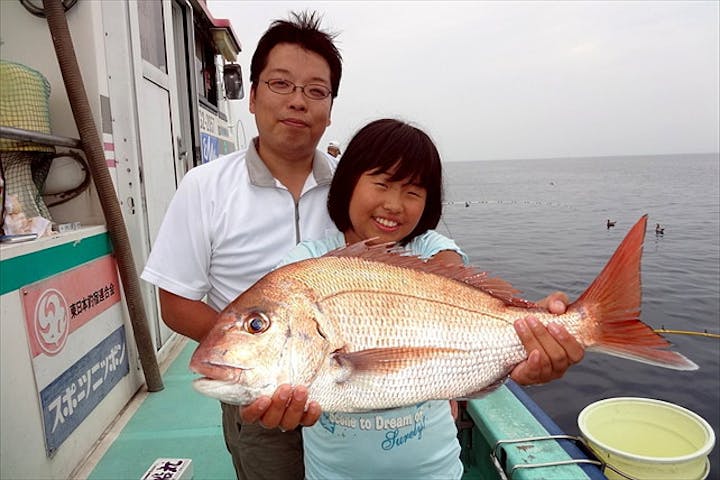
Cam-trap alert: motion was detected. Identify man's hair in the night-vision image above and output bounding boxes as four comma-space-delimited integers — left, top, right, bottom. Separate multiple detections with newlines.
328, 119, 444, 245
250, 11, 342, 98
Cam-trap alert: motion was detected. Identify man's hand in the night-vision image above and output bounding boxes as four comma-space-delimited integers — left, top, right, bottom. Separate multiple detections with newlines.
510, 291, 585, 385
239, 385, 321, 431
536, 291, 570, 316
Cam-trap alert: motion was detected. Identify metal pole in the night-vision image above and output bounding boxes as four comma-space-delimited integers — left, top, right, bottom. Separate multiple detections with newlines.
42, 0, 163, 391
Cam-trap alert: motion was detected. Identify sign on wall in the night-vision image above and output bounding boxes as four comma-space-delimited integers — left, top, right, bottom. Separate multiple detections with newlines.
199, 106, 235, 163
21, 255, 129, 456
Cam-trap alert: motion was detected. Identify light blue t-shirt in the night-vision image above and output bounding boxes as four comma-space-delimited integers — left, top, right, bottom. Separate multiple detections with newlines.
279, 229, 469, 267
279, 230, 468, 480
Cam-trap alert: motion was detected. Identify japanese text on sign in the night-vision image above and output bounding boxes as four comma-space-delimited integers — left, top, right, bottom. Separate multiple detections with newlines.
69, 283, 116, 318
40, 326, 129, 456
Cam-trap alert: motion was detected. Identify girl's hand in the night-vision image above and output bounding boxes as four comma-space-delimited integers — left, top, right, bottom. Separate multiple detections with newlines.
510, 292, 584, 385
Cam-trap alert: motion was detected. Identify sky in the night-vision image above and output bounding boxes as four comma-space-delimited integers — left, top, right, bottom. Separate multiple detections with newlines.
207, 1, 719, 162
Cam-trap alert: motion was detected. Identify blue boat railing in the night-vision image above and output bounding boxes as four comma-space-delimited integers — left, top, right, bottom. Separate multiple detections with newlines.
491, 435, 620, 479
460, 380, 609, 480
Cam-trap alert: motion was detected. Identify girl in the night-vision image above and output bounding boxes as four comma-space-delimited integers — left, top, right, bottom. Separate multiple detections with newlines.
280, 118, 465, 478
278, 118, 581, 478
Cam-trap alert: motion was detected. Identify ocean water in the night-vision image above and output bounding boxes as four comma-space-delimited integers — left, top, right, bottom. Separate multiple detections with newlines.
439, 153, 720, 478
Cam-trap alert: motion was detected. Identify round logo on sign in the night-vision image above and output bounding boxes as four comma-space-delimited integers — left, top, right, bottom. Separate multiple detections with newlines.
34, 288, 69, 355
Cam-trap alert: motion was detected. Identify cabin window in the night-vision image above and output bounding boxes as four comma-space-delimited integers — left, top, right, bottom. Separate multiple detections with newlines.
137, 0, 168, 73
194, 29, 218, 108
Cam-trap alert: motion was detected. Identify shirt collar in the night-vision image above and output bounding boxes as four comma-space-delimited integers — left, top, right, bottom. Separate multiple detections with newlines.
247, 137, 334, 188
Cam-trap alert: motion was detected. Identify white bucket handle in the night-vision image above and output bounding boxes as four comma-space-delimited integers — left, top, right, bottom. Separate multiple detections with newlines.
598, 457, 711, 480
493, 434, 711, 480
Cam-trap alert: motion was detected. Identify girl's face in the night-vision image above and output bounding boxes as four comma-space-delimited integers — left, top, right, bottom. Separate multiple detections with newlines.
344, 167, 427, 245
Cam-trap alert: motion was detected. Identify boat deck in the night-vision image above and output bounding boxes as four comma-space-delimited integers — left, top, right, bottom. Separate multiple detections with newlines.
78, 339, 235, 479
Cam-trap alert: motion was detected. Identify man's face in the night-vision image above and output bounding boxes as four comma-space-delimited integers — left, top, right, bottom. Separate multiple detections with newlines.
250, 43, 333, 160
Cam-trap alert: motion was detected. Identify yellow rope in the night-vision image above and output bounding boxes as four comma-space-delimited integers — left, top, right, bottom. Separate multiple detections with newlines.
654, 328, 720, 339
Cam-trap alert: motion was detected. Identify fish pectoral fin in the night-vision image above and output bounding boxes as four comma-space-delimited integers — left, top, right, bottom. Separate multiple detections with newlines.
332, 346, 463, 376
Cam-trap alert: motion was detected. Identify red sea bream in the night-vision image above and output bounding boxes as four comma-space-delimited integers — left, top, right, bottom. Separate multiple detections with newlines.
190, 215, 697, 412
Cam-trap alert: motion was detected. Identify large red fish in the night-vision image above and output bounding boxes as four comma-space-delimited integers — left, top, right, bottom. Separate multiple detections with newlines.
190, 215, 697, 412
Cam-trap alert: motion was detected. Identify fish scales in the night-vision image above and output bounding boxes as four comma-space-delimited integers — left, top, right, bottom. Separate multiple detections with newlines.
285, 257, 556, 410
190, 216, 698, 412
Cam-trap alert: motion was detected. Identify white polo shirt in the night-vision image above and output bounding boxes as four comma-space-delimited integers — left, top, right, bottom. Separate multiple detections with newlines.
141, 139, 338, 311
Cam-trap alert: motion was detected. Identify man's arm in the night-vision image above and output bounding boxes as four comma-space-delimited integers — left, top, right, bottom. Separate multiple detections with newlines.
159, 289, 218, 342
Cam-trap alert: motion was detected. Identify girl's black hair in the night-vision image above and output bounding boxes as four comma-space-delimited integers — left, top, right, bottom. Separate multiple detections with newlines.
328, 118, 444, 245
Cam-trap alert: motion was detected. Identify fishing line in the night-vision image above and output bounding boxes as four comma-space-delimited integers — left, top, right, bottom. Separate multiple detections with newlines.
443, 199, 577, 209
440, 198, 576, 238
654, 328, 720, 339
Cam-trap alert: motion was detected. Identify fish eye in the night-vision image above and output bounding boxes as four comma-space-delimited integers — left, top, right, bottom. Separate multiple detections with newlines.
244, 311, 270, 334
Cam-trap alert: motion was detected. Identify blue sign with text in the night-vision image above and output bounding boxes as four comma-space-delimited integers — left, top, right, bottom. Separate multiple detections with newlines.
40, 326, 129, 456
200, 133, 219, 163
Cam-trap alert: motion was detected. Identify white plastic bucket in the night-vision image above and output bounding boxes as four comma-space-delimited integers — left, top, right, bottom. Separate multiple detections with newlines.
578, 397, 715, 480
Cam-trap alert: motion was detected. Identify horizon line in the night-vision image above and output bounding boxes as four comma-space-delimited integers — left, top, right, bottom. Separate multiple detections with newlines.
450, 151, 720, 163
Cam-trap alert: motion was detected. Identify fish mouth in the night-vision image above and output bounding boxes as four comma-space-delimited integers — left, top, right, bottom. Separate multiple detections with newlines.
206, 359, 252, 370
192, 377, 276, 405
191, 378, 251, 405
190, 360, 252, 382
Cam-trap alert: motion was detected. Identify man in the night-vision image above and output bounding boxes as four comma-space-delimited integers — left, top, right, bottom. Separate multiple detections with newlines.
142, 12, 341, 479
326, 140, 341, 158
143, 11, 582, 480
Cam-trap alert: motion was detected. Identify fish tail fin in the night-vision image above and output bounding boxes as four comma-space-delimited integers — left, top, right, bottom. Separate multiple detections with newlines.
571, 215, 698, 371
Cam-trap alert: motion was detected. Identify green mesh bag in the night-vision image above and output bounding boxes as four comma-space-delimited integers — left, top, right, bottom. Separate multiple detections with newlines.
0, 60, 54, 152
1, 61, 55, 226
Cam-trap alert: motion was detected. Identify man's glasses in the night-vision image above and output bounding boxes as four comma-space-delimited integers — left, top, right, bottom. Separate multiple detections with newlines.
263, 79, 332, 100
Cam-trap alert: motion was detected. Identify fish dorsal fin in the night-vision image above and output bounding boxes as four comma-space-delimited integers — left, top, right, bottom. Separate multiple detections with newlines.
323, 240, 536, 308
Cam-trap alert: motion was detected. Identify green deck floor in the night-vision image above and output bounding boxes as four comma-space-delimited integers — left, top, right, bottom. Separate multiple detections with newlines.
88, 340, 235, 480
87, 341, 484, 480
